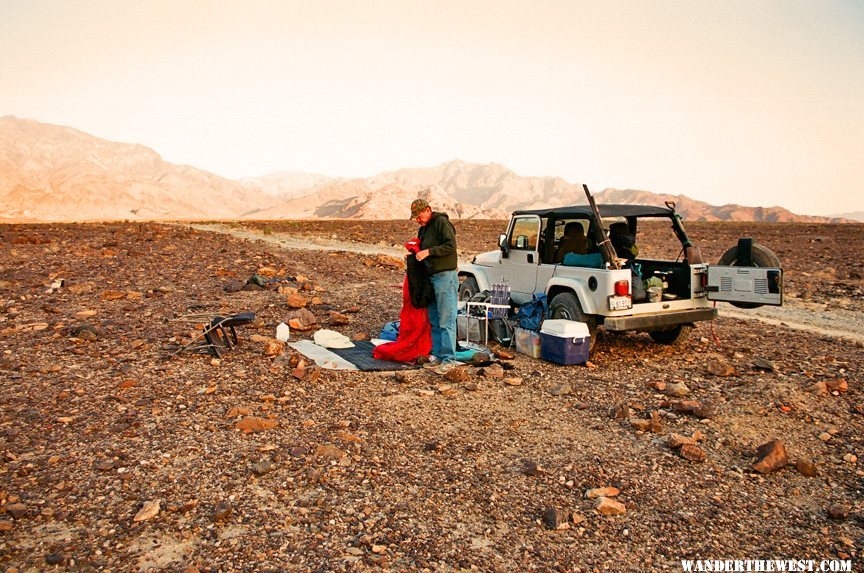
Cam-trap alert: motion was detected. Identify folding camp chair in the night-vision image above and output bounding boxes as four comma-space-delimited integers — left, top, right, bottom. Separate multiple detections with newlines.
201, 312, 256, 357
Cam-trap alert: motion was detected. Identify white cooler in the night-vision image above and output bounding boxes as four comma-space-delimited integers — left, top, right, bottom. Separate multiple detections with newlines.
540, 319, 590, 365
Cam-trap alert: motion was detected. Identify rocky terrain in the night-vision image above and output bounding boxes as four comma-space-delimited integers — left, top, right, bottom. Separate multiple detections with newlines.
0, 220, 861, 572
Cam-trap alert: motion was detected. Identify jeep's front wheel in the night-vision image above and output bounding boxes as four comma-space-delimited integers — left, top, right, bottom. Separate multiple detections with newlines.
649, 324, 692, 345
549, 292, 597, 350
458, 276, 479, 301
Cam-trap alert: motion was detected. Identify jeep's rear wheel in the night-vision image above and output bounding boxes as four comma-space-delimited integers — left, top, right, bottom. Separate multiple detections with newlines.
458, 276, 479, 302
649, 324, 692, 345
549, 292, 597, 350
718, 243, 781, 308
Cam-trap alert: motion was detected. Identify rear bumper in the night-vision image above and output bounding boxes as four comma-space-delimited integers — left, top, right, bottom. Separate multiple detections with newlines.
603, 308, 717, 331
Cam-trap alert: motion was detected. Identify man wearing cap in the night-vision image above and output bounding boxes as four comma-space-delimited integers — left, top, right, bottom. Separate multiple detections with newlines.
410, 198, 459, 373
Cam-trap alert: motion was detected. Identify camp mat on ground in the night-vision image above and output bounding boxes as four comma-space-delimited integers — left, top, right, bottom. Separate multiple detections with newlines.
288, 339, 415, 372
287, 340, 356, 370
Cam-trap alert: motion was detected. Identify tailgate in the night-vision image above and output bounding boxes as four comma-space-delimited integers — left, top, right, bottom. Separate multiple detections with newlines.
705, 266, 783, 306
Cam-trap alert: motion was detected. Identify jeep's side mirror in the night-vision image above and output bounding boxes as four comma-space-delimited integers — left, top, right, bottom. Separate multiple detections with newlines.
499, 234, 509, 258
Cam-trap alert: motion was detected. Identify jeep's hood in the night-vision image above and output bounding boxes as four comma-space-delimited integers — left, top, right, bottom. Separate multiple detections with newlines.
473, 250, 501, 266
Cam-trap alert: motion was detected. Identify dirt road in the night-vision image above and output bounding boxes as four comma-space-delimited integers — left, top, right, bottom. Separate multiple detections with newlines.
194, 223, 864, 344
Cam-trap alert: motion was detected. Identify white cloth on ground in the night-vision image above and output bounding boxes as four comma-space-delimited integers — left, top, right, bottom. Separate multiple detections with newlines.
312, 329, 355, 349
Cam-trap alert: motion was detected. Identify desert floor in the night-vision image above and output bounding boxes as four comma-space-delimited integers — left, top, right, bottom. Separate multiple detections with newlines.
0, 220, 861, 572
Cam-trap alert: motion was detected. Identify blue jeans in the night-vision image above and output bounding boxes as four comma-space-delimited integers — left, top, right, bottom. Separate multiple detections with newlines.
427, 270, 458, 363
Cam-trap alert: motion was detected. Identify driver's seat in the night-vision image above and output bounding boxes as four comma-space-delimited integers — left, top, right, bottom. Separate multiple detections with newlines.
555, 222, 588, 263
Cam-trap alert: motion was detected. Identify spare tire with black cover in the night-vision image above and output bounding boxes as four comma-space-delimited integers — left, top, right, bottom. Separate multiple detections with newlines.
549, 292, 597, 350
717, 243, 781, 309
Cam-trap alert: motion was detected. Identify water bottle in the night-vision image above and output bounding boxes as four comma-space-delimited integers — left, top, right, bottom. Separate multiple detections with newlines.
276, 322, 290, 342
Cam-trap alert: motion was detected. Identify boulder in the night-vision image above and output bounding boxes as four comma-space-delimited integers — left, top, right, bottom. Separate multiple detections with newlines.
585, 487, 620, 499
496, 350, 515, 360
664, 382, 690, 397
262, 339, 284, 356
679, 444, 707, 462
236, 417, 278, 433
315, 443, 348, 462
133, 499, 161, 522
548, 383, 570, 396
826, 378, 848, 394
286, 293, 308, 309
328, 311, 351, 326
706, 357, 734, 377
213, 502, 232, 522
667, 431, 705, 449
594, 497, 626, 516
808, 381, 829, 395
827, 504, 849, 520
795, 457, 818, 477
613, 403, 633, 419
292, 365, 321, 383
752, 357, 776, 372
523, 461, 546, 476
287, 308, 317, 331
444, 367, 470, 383
542, 508, 570, 530
5, 503, 28, 520
630, 411, 662, 433
480, 364, 505, 379
752, 440, 788, 474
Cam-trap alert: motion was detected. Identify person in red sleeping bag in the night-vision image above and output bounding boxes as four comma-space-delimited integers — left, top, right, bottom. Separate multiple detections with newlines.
373, 238, 433, 362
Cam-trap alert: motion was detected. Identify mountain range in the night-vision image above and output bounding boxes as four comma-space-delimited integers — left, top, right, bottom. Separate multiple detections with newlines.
0, 116, 852, 223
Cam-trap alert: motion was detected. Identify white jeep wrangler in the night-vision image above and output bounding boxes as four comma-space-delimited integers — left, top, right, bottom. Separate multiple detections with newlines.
458, 204, 783, 347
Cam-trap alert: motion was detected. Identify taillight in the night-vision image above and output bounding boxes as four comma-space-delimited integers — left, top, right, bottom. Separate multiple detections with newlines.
614, 280, 629, 296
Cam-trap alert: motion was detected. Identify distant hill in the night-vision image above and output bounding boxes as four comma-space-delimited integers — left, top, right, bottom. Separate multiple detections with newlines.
249, 160, 574, 220
594, 188, 845, 223
0, 116, 273, 221
254, 162, 848, 223
831, 211, 864, 222
0, 116, 850, 223
240, 171, 333, 199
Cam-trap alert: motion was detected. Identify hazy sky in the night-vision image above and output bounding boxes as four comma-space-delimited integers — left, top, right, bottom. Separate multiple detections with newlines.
2, 0, 862, 215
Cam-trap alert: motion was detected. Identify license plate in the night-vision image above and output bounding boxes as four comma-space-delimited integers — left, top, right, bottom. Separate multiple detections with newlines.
608, 295, 631, 311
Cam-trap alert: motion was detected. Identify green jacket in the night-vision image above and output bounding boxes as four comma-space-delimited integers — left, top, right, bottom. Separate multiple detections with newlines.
418, 212, 457, 273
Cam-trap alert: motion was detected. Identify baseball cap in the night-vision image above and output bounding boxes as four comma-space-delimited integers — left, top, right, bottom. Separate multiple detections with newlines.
410, 198, 429, 219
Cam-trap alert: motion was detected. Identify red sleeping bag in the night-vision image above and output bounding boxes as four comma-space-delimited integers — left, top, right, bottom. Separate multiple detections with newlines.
373, 276, 431, 362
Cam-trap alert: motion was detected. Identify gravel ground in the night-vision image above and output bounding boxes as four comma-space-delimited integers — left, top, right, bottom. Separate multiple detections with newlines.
0, 221, 861, 572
